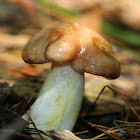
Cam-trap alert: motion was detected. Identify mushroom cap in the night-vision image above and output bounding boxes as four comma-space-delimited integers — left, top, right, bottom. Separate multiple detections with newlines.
22, 22, 120, 79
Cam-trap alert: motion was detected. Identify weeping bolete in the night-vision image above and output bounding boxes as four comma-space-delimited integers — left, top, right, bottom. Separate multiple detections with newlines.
22, 22, 120, 134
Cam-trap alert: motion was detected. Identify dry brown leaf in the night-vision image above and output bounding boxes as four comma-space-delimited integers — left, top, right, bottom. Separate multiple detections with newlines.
44, 130, 81, 140
0, 33, 29, 50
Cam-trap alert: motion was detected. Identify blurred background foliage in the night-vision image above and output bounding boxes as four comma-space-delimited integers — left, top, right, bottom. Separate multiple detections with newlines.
0, 0, 140, 139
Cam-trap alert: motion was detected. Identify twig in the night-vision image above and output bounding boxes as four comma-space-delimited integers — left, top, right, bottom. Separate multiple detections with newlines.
90, 133, 105, 140
85, 120, 122, 140
114, 120, 140, 125
28, 109, 44, 140
20, 90, 38, 115
74, 130, 89, 135
93, 85, 117, 106
86, 85, 118, 117
123, 99, 140, 121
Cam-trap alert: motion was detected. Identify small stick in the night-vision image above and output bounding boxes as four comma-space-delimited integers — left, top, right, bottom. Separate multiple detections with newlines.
74, 130, 89, 135
86, 85, 118, 117
86, 121, 122, 140
20, 90, 38, 115
123, 99, 140, 121
28, 108, 44, 140
93, 85, 117, 106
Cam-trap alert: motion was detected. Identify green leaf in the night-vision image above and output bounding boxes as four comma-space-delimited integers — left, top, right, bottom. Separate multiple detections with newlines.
36, 0, 79, 17
102, 21, 140, 46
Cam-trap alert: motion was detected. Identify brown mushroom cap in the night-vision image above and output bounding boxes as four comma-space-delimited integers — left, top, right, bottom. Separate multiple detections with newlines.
22, 22, 120, 79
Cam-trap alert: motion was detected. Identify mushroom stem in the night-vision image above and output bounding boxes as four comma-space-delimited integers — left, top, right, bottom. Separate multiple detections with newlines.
30, 63, 84, 132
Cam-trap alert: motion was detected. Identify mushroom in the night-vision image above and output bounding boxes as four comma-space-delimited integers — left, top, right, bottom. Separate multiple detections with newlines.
22, 22, 120, 136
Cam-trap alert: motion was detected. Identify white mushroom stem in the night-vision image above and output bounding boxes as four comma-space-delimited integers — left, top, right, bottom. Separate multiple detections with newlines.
30, 63, 84, 132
